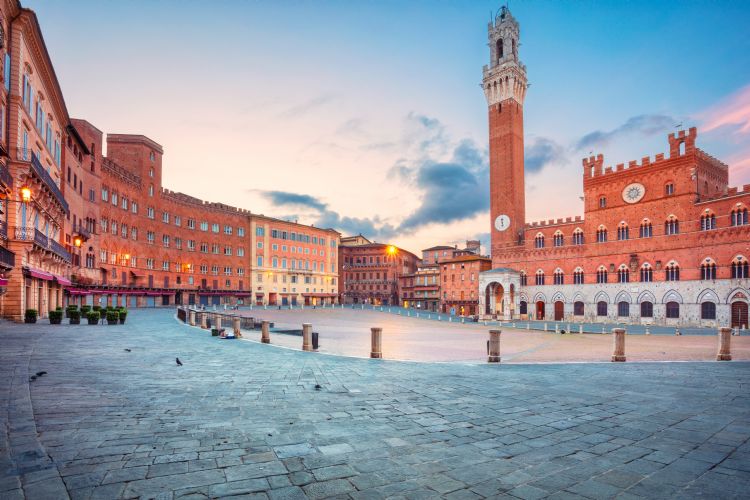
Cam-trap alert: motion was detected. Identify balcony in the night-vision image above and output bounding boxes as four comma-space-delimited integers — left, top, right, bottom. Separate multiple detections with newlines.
0, 245, 15, 268
15, 150, 69, 213
73, 222, 91, 241
14, 226, 71, 262
0, 163, 12, 189
0, 220, 5, 239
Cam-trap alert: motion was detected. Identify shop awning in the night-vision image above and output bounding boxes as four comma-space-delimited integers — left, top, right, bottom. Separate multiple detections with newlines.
66, 288, 91, 295
302, 293, 338, 297
23, 267, 53, 281
0, 278, 8, 286
130, 270, 145, 278
53, 274, 72, 286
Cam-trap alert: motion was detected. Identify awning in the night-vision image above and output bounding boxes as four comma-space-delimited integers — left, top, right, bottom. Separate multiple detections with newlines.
23, 267, 53, 281
145, 291, 165, 296
53, 275, 72, 286
302, 293, 338, 297
0, 278, 8, 286
99, 266, 109, 272
130, 270, 145, 278
66, 288, 91, 295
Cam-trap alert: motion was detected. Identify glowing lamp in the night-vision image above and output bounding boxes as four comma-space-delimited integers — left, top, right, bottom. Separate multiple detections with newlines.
73, 237, 82, 248
124, 253, 130, 260
20, 186, 31, 203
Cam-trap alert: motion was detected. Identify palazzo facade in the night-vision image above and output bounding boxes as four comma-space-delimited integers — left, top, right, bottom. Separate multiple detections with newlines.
479, 7, 750, 328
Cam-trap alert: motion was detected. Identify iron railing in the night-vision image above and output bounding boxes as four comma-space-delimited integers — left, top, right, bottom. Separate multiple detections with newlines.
0, 246, 15, 268
16, 150, 69, 213
0, 220, 6, 239
0, 163, 12, 189
13, 226, 70, 262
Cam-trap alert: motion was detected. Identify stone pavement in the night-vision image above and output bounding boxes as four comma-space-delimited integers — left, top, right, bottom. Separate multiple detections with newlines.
0, 309, 749, 499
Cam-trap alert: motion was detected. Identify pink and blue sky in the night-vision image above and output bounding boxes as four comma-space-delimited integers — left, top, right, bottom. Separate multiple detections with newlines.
29, 0, 750, 254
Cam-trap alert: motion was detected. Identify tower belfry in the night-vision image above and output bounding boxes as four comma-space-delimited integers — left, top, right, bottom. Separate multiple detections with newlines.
483, 6, 527, 253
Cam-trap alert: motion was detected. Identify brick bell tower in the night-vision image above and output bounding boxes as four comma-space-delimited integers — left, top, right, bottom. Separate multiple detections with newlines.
483, 6, 527, 256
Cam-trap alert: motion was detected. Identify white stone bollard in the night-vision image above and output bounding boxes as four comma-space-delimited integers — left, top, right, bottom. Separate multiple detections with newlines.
302, 323, 312, 351
370, 327, 382, 359
488, 329, 501, 363
717, 327, 732, 361
612, 328, 626, 362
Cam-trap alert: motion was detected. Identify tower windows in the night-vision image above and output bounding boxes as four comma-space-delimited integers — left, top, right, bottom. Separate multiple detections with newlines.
640, 219, 653, 238
573, 267, 584, 285
617, 265, 629, 283
596, 226, 607, 243
553, 269, 564, 285
553, 231, 563, 247
596, 266, 608, 284
572, 228, 584, 245
731, 207, 748, 226
599, 196, 607, 208
665, 183, 675, 196
665, 261, 680, 281
665, 216, 679, 235
496, 39, 503, 60
700, 213, 716, 231
731, 256, 748, 279
617, 223, 629, 241
701, 259, 717, 280
534, 233, 545, 249
535, 269, 545, 286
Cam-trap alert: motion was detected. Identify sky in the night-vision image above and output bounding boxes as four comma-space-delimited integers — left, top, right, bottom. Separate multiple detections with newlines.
27, 0, 750, 256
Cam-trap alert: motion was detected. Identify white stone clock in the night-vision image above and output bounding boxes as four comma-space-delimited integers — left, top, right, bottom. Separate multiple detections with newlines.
495, 214, 511, 231
622, 183, 646, 204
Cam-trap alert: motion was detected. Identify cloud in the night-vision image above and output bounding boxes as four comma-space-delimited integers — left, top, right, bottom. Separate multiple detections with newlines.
575, 114, 676, 151
698, 84, 750, 134
260, 191, 328, 212
278, 94, 335, 118
525, 137, 566, 173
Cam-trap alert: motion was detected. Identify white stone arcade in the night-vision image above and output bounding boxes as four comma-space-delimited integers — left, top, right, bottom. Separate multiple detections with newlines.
479, 267, 521, 320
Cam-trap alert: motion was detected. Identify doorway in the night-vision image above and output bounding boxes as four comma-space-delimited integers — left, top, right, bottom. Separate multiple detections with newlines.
536, 301, 545, 320
554, 301, 564, 321
732, 301, 748, 328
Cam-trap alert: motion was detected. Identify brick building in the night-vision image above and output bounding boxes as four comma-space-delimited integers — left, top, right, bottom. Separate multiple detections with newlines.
479, 7, 750, 328
339, 241, 419, 305
441, 254, 492, 316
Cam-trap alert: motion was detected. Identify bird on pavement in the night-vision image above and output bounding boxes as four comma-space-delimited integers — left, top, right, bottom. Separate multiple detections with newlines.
176, 357, 183, 366
124, 348, 131, 352
314, 384, 322, 390
36, 371, 47, 377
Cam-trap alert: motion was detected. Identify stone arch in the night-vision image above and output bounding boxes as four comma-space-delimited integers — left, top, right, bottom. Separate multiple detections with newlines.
572, 291, 585, 303
551, 291, 566, 303
697, 288, 720, 304
614, 290, 631, 304
662, 289, 684, 304
519, 292, 529, 303
532, 292, 546, 303
593, 291, 610, 304
637, 290, 656, 304
725, 287, 750, 304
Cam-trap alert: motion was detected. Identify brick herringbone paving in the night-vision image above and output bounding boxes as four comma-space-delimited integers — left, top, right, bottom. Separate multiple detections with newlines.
1, 310, 749, 499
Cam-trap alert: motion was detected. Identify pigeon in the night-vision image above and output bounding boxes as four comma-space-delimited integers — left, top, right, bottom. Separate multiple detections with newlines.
124, 348, 131, 352
176, 357, 183, 366
314, 384, 322, 390
36, 371, 47, 377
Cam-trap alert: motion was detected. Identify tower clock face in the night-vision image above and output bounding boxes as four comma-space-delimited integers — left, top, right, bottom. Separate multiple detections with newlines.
495, 214, 511, 231
622, 183, 646, 204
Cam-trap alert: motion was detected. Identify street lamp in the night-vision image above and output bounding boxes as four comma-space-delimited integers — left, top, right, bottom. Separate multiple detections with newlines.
20, 186, 31, 203
73, 236, 82, 248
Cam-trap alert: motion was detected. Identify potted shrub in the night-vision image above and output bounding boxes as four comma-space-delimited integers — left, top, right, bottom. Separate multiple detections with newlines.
92, 305, 101, 313
211, 328, 221, 336
69, 309, 81, 325
49, 310, 63, 325
87, 311, 100, 325
80, 305, 91, 314
24, 309, 37, 324
106, 310, 119, 325
65, 305, 77, 318
118, 308, 128, 324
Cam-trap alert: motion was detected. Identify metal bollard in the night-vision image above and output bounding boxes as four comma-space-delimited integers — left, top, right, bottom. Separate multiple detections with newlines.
189, 309, 196, 326
200, 313, 208, 329
611, 328, 626, 362
261, 320, 271, 343
370, 327, 382, 358
233, 316, 241, 336
717, 327, 732, 361
302, 323, 312, 351
488, 329, 501, 363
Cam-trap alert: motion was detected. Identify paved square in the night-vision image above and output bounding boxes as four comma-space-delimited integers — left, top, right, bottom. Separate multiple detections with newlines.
1, 309, 749, 499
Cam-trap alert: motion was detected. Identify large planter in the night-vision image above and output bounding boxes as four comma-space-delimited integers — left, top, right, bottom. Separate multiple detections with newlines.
118, 309, 128, 324
69, 310, 81, 325
49, 310, 63, 325
106, 311, 119, 325
87, 311, 100, 325
24, 309, 37, 324
211, 328, 221, 337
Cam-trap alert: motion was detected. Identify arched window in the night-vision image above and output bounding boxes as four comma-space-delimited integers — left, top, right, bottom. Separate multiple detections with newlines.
618, 265, 630, 283
640, 301, 653, 318
665, 183, 675, 196
572, 228, 584, 245
596, 225, 608, 243
534, 233, 545, 249
535, 269, 545, 286
665, 216, 679, 235
519, 301, 527, 314
731, 207, 748, 226
597, 301, 607, 316
639, 219, 653, 238
666, 301, 680, 318
700, 258, 716, 280
617, 301, 629, 317
731, 256, 749, 279
617, 223, 629, 241
520, 271, 527, 286
573, 267, 584, 285
553, 231, 564, 247
553, 268, 564, 285
596, 266, 608, 284
599, 196, 607, 208
701, 302, 716, 320
496, 38, 504, 60
574, 301, 584, 316
700, 212, 716, 231
640, 263, 653, 283
665, 261, 680, 281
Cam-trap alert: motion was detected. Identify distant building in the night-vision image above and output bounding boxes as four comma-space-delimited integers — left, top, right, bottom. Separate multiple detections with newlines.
440, 254, 492, 316
339, 241, 419, 305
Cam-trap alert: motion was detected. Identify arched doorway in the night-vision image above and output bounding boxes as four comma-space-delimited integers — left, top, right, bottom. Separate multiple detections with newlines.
485, 282, 504, 316
554, 301, 564, 321
536, 300, 545, 320
732, 301, 748, 328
